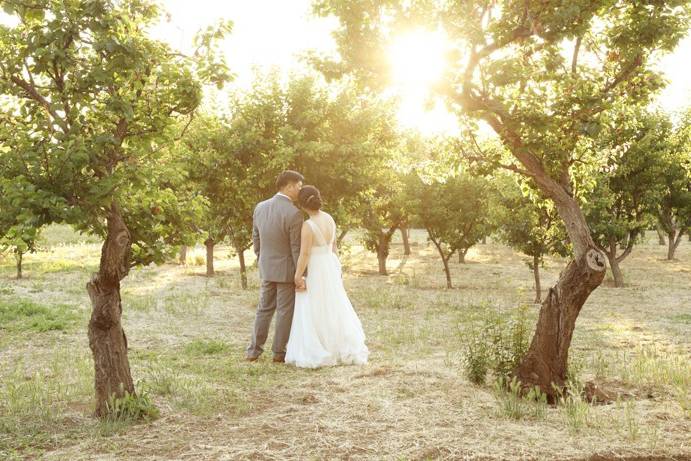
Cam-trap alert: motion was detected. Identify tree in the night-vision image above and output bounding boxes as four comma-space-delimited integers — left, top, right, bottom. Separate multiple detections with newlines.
285, 76, 399, 243
181, 115, 232, 277
0, 219, 40, 279
495, 175, 569, 302
182, 99, 278, 284
314, 0, 690, 399
0, 179, 47, 279
585, 110, 671, 286
411, 172, 494, 288
359, 170, 407, 275
180, 72, 398, 283
0, 1, 229, 416
654, 109, 691, 260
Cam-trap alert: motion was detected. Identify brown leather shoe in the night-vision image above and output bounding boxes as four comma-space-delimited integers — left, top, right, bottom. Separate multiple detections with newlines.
272, 356, 285, 363
245, 356, 259, 362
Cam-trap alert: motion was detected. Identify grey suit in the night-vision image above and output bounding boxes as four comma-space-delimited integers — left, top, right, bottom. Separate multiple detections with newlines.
246, 194, 303, 359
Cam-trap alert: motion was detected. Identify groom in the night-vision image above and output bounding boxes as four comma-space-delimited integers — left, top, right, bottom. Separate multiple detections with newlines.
246, 170, 305, 363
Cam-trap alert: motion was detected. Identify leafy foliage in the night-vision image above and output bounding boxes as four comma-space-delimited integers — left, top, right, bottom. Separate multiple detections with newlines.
408, 167, 495, 286
0, 0, 230, 266
462, 305, 532, 385
584, 109, 675, 282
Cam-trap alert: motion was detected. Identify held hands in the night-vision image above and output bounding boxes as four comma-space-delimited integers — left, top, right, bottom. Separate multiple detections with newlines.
295, 276, 307, 292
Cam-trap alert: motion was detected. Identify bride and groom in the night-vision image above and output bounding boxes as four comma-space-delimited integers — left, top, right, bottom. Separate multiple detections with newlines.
245, 170, 369, 368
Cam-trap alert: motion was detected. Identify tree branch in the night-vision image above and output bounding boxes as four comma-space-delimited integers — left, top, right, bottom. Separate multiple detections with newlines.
571, 36, 582, 74
9, 75, 69, 133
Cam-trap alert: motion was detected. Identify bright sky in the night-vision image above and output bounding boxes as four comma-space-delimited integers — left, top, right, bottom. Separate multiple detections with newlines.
2, 1, 689, 135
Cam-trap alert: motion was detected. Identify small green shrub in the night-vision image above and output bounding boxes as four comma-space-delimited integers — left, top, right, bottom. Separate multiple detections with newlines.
462, 334, 490, 385
461, 305, 532, 384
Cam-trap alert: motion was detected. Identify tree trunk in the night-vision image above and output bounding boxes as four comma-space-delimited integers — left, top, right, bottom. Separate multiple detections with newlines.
205, 239, 215, 276
15, 250, 22, 279
428, 234, 453, 289
377, 233, 388, 276
482, 236, 487, 244
179, 245, 187, 265
513, 197, 606, 402
237, 247, 248, 290
667, 231, 677, 260
401, 226, 411, 256
458, 249, 467, 264
532, 254, 541, 304
442, 257, 452, 289
607, 254, 624, 288
656, 226, 666, 245
86, 204, 135, 417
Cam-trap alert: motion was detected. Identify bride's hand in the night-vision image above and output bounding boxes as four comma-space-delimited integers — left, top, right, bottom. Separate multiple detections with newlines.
295, 276, 306, 292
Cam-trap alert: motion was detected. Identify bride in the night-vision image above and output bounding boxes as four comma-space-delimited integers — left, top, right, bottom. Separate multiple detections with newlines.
285, 185, 369, 368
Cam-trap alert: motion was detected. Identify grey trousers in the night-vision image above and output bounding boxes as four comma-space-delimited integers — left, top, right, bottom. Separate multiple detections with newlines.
246, 280, 295, 359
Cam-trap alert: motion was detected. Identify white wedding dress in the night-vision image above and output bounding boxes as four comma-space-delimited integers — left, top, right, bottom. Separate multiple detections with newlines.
286, 213, 369, 368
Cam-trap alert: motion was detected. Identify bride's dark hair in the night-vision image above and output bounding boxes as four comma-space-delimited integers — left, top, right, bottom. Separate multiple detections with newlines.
298, 185, 322, 211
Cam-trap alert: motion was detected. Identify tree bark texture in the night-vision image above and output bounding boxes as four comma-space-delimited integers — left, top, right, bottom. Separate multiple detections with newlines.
86, 204, 135, 417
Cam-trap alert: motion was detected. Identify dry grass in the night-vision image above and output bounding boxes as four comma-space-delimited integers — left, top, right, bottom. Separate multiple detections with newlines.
0, 226, 689, 460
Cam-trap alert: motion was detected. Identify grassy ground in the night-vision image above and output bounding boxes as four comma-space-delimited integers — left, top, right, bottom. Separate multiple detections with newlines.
0, 224, 689, 460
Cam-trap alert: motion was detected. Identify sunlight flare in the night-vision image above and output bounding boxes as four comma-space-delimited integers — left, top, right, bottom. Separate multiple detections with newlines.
387, 28, 453, 135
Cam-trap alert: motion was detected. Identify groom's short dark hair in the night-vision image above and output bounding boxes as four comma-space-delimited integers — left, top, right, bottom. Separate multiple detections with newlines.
276, 170, 304, 190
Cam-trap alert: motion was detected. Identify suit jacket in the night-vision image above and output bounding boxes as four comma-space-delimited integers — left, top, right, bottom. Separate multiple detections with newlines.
253, 194, 303, 283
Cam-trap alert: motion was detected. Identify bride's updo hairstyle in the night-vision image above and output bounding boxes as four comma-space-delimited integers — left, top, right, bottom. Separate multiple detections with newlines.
298, 185, 322, 211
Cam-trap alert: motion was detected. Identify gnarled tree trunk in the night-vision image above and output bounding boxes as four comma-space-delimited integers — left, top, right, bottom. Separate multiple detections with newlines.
205, 239, 215, 276
87, 204, 135, 417
513, 197, 606, 402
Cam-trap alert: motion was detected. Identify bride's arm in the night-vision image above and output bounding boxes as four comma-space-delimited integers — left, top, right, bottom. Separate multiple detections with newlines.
294, 222, 312, 288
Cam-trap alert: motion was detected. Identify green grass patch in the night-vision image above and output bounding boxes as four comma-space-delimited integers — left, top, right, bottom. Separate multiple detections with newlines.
38, 224, 102, 247
668, 313, 691, 324
0, 300, 82, 333
184, 339, 230, 355
0, 349, 92, 456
